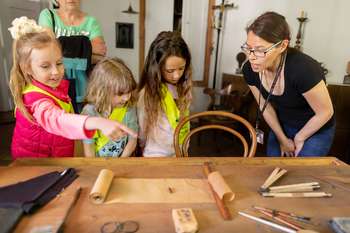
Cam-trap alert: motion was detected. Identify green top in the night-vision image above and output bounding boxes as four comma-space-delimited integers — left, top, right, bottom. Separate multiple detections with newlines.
38, 9, 103, 40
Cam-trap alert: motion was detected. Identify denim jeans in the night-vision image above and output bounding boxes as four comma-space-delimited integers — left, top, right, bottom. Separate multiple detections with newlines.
267, 123, 335, 157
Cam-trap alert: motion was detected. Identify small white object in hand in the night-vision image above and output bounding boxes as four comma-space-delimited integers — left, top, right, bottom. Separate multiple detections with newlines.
8, 16, 46, 39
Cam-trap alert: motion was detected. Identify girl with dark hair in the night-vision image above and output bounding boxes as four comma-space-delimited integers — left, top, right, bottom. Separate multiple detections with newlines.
242, 12, 335, 157
137, 31, 192, 157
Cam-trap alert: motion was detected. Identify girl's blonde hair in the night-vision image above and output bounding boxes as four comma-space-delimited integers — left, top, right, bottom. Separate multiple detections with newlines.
138, 31, 193, 138
85, 58, 137, 115
9, 31, 61, 121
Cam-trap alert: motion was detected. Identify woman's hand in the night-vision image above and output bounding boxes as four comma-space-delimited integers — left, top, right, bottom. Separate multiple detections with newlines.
293, 135, 305, 157
91, 37, 107, 56
279, 138, 295, 157
85, 117, 137, 141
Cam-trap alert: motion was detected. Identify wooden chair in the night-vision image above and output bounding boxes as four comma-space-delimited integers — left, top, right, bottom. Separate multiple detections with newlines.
203, 83, 252, 117
174, 111, 257, 157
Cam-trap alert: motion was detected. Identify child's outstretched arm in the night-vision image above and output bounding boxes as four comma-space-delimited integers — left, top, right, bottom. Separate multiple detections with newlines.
31, 98, 137, 140
84, 117, 137, 141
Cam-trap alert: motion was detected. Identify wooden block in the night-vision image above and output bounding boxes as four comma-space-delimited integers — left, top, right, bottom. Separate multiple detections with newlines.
172, 208, 198, 233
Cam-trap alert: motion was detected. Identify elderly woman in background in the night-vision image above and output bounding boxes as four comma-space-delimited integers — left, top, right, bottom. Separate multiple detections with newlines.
38, 0, 106, 60
242, 12, 335, 157
38, 0, 107, 112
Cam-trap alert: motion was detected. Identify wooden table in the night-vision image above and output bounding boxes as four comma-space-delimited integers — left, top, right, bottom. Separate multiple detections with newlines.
1, 157, 350, 233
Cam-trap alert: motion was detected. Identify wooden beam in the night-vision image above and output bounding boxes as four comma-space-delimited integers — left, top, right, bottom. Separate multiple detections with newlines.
193, 0, 214, 87
139, 0, 145, 77
9, 157, 344, 167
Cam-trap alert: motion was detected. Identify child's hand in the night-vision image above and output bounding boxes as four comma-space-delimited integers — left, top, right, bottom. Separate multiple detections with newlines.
85, 117, 137, 140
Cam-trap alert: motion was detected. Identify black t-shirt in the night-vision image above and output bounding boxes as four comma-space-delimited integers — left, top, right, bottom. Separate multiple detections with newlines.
243, 49, 334, 130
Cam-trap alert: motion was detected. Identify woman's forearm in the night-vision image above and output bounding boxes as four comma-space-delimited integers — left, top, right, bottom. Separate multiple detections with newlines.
294, 110, 333, 142
296, 80, 334, 142
262, 104, 289, 144
248, 85, 289, 145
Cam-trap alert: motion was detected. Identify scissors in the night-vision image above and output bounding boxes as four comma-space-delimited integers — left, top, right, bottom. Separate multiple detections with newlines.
100, 221, 139, 233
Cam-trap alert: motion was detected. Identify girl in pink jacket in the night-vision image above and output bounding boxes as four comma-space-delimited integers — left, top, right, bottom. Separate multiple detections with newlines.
8, 17, 136, 158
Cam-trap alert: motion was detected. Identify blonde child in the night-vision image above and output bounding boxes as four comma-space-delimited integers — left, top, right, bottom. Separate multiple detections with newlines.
8, 17, 136, 159
137, 31, 193, 157
81, 58, 138, 157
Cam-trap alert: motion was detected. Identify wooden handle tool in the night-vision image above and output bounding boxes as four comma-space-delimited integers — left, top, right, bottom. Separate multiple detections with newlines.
260, 168, 287, 191
203, 162, 232, 220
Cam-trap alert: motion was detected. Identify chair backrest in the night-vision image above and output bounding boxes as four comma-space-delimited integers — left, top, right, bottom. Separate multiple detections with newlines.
174, 111, 257, 157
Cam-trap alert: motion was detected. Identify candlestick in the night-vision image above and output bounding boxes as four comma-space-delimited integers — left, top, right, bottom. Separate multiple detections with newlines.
295, 12, 308, 51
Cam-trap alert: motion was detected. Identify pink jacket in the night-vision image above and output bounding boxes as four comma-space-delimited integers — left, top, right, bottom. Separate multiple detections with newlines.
11, 80, 94, 159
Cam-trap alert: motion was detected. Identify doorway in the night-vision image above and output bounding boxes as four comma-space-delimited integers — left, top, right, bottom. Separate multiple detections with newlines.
0, 0, 48, 113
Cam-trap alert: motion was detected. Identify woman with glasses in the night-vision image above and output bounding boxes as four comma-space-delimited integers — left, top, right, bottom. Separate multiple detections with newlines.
242, 12, 334, 157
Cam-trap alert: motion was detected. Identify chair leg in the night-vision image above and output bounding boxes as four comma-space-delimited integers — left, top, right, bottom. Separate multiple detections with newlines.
213, 130, 220, 153
197, 131, 202, 146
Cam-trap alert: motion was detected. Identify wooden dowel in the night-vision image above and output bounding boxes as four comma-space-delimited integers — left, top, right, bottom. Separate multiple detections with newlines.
268, 186, 319, 193
262, 192, 332, 198
261, 167, 281, 189
56, 187, 82, 233
261, 168, 287, 190
203, 162, 232, 220
269, 182, 319, 190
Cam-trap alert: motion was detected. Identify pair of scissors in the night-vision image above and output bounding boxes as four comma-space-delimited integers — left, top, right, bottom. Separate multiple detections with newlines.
100, 221, 139, 233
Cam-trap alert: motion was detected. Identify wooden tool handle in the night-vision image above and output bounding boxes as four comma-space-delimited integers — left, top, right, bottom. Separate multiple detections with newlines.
258, 209, 302, 231
203, 162, 232, 220
57, 187, 82, 233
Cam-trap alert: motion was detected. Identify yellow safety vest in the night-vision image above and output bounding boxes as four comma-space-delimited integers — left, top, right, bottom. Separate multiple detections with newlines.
161, 84, 189, 144
94, 106, 127, 152
22, 84, 74, 113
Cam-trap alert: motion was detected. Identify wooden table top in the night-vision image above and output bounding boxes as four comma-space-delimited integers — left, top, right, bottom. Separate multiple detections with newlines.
1, 157, 350, 233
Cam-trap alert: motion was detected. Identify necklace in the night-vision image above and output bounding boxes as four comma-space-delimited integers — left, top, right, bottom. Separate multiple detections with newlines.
256, 53, 286, 129
262, 63, 284, 95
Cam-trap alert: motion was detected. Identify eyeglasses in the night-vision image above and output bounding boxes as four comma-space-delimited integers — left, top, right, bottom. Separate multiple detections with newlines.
241, 41, 282, 58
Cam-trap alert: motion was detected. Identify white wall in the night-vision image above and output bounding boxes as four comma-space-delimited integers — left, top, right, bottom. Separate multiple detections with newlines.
182, 0, 208, 82
219, 0, 350, 85
145, 0, 174, 56
81, 0, 350, 113
0, 0, 48, 111
181, 0, 210, 112
81, 0, 140, 81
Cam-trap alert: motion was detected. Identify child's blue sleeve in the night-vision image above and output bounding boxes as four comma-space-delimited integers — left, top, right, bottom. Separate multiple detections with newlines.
125, 107, 139, 139
80, 104, 98, 144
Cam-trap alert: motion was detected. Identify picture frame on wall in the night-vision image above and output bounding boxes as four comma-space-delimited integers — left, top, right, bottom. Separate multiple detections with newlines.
115, 22, 134, 49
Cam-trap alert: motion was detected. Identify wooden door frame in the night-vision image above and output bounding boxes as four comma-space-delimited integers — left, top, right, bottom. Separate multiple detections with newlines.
193, 0, 214, 87
139, 0, 145, 75
139, 0, 213, 87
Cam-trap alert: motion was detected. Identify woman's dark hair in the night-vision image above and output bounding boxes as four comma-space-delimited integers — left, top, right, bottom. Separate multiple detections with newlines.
246, 11, 291, 43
